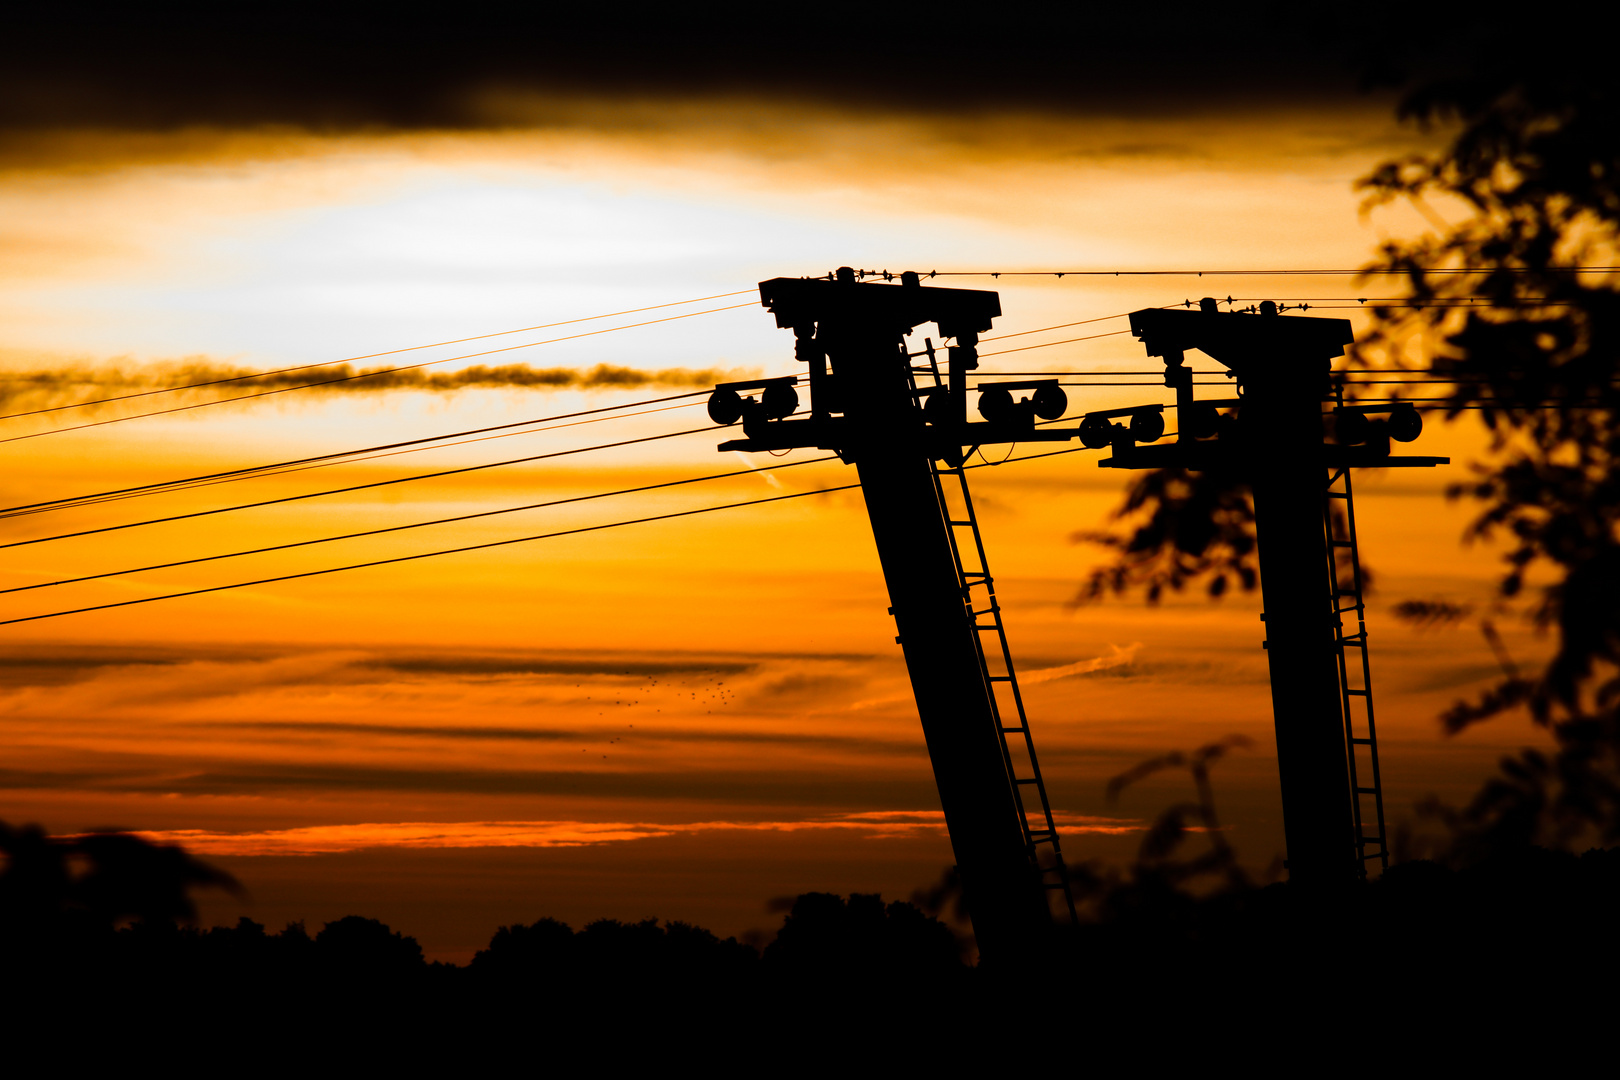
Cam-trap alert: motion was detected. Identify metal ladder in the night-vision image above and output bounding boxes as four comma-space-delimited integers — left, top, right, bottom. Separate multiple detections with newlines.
911, 344, 1078, 921
1324, 462, 1390, 876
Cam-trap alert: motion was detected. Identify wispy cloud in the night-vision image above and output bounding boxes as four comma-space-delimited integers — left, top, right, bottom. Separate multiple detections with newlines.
0, 361, 752, 414
1020, 643, 1142, 684
130, 809, 1142, 856
845, 644, 1141, 711
213, 719, 919, 755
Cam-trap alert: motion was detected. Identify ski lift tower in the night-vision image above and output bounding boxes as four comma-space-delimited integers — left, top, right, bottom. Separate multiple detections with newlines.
705, 268, 1078, 962
1091, 299, 1448, 882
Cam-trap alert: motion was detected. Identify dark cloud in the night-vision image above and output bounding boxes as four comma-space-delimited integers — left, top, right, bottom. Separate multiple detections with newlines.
0, 362, 751, 415
210, 720, 922, 755
368, 656, 758, 679
2, 3, 1389, 133
745, 673, 864, 702
0, 643, 874, 691
83, 760, 941, 807
0, 644, 275, 687
0, 765, 120, 788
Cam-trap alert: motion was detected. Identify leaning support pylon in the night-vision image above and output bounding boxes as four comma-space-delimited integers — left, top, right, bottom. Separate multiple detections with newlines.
706, 268, 1071, 961
1104, 299, 1446, 883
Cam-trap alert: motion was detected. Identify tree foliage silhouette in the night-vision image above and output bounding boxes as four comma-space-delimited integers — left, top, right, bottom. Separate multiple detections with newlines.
0, 820, 238, 943
1077, 29, 1620, 856
1355, 29, 1620, 855
1073, 465, 1257, 603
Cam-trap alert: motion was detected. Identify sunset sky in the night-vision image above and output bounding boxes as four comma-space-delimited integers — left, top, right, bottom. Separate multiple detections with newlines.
0, 8, 1549, 960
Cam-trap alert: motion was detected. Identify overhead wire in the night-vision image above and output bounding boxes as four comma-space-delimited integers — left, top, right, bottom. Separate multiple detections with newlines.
7, 298, 1543, 520
8, 286, 1599, 616
0, 301, 756, 445
10, 312, 1148, 517
0, 423, 721, 550
877, 267, 1620, 278
977, 330, 1134, 357
1173, 296, 1570, 303
978, 312, 1129, 341
984, 368, 1600, 377
192, 400, 706, 493
1, 456, 843, 596
0, 482, 862, 628
0, 389, 721, 520
21, 380, 1597, 626
0, 429, 1131, 625
0, 424, 1212, 626
0, 288, 757, 422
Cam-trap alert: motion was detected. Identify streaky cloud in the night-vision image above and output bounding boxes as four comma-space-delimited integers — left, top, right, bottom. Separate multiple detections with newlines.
207, 719, 922, 756
129, 809, 1143, 856
0, 360, 754, 414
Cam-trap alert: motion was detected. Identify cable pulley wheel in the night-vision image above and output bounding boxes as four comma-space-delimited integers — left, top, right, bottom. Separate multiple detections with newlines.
707, 388, 744, 425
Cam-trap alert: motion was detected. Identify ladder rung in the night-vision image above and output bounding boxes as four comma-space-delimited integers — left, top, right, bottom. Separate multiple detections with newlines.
1355, 787, 1379, 795
999, 726, 1027, 734
949, 519, 973, 526
1325, 491, 1349, 500
987, 675, 1013, 682
1330, 539, 1354, 548
1345, 688, 1369, 696
1015, 777, 1041, 785
1351, 737, 1374, 746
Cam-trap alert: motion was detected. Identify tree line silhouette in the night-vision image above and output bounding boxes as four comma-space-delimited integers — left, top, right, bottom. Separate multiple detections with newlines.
5, 803, 1616, 1046
1079, 14, 1620, 866
6, 17, 1616, 1052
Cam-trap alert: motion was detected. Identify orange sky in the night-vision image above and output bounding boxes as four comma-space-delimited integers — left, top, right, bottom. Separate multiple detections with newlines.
0, 105, 1551, 960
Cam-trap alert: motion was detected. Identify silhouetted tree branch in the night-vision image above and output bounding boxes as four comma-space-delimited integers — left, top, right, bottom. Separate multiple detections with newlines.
0, 820, 239, 941
1357, 32, 1620, 852
1077, 33, 1620, 856
1073, 466, 1257, 604
1102, 736, 1254, 893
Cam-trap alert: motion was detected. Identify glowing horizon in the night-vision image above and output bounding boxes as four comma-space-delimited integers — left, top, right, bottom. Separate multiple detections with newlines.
0, 104, 1551, 959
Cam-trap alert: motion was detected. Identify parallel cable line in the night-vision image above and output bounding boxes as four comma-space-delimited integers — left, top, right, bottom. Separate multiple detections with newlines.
915, 267, 1620, 277
0, 289, 755, 421
0, 389, 720, 520
171, 401, 705, 495
1040, 380, 1233, 387
975, 370, 1227, 377
977, 330, 1133, 357
3, 400, 702, 525
8, 398, 710, 522
1, 457, 841, 595
976, 368, 1554, 377
980, 313, 1129, 342
1174, 296, 1565, 302
2, 431, 1238, 627
0, 484, 861, 628
1277, 303, 1582, 309
0, 426, 716, 550
0, 302, 755, 445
